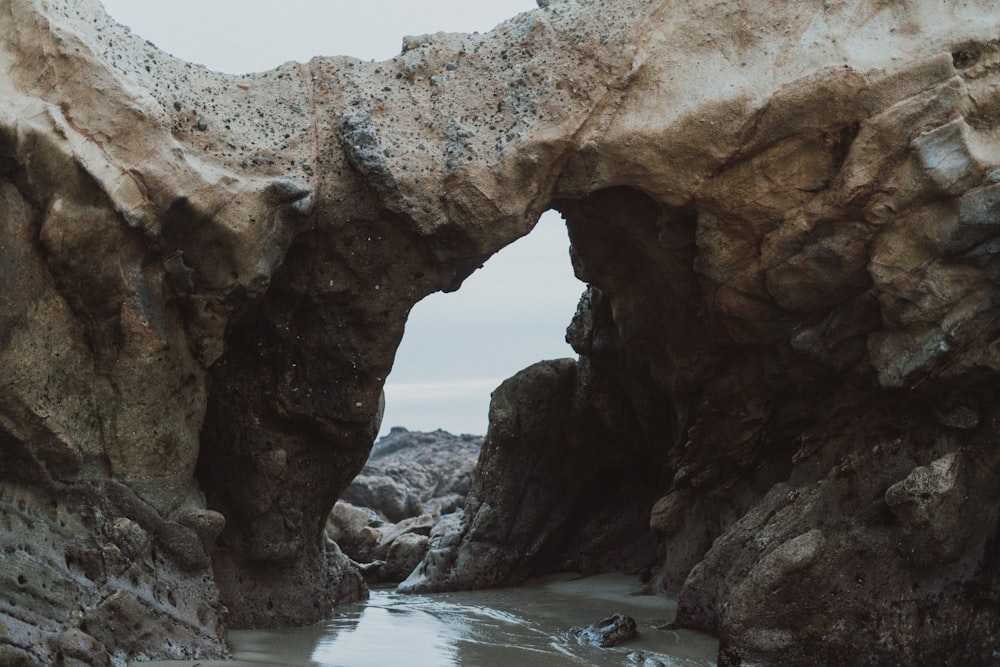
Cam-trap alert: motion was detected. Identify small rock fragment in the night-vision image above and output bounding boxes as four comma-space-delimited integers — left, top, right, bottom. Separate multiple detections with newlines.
570, 612, 638, 647
625, 652, 673, 667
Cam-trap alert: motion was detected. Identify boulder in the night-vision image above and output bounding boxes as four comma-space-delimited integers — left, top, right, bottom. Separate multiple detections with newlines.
382, 533, 432, 583
571, 613, 638, 647
326, 501, 385, 564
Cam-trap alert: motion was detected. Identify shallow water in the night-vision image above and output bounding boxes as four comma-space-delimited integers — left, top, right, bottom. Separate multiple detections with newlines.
139, 574, 718, 667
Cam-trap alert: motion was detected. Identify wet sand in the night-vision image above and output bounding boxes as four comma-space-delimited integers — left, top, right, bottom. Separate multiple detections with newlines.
137, 573, 718, 666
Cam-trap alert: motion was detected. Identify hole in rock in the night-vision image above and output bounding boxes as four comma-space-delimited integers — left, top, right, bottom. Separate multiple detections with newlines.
99, 0, 535, 72
381, 210, 585, 436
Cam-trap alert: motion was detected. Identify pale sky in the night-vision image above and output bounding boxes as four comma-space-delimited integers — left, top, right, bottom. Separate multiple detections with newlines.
99, 1, 586, 436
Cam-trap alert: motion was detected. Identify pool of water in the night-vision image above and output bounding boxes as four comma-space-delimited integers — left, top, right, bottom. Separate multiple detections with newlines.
139, 574, 718, 667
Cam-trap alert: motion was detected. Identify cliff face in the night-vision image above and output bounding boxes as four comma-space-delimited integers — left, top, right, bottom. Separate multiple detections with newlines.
2, 0, 1000, 665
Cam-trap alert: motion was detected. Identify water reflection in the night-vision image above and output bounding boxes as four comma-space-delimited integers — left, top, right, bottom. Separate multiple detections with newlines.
137, 574, 718, 667
311, 601, 461, 666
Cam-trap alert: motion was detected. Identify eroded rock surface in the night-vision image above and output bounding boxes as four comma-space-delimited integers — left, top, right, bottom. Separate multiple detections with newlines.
2, 0, 1000, 665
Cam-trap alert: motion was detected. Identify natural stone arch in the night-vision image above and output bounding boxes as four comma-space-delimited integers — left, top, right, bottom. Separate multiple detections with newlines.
398, 186, 698, 593
2, 1, 1000, 666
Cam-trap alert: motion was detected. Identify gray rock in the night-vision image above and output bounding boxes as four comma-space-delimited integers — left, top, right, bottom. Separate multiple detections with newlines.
340, 474, 422, 524
329, 429, 481, 583
326, 501, 384, 563
911, 117, 983, 196
570, 613, 638, 647
885, 453, 975, 566
625, 652, 675, 667
340, 428, 482, 522
57, 628, 108, 666
933, 403, 980, 430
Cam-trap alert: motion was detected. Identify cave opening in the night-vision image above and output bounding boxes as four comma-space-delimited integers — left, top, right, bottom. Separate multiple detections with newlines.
380, 210, 585, 436
370, 186, 706, 596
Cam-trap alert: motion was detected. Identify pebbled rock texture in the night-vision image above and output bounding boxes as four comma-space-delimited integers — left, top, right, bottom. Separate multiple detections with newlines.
2, 0, 1000, 665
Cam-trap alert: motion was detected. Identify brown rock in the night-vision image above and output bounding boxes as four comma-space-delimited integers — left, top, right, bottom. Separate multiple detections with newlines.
382, 533, 431, 583
327, 501, 384, 564
2, 1, 1000, 666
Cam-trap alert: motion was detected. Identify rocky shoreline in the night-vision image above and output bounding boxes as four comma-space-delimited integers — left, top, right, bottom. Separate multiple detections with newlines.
327, 428, 483, 584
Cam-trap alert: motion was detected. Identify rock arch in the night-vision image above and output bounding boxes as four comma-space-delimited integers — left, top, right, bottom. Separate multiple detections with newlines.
2, 0, 1000, 665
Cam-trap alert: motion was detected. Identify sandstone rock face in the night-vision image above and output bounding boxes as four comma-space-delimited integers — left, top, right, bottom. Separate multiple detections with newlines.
2, 0, 1000, 665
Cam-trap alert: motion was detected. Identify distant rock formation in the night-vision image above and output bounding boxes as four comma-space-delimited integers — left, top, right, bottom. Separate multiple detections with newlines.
342, 427, 481, 522
327, 428, 482, 582
2, 0, 1000, 665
